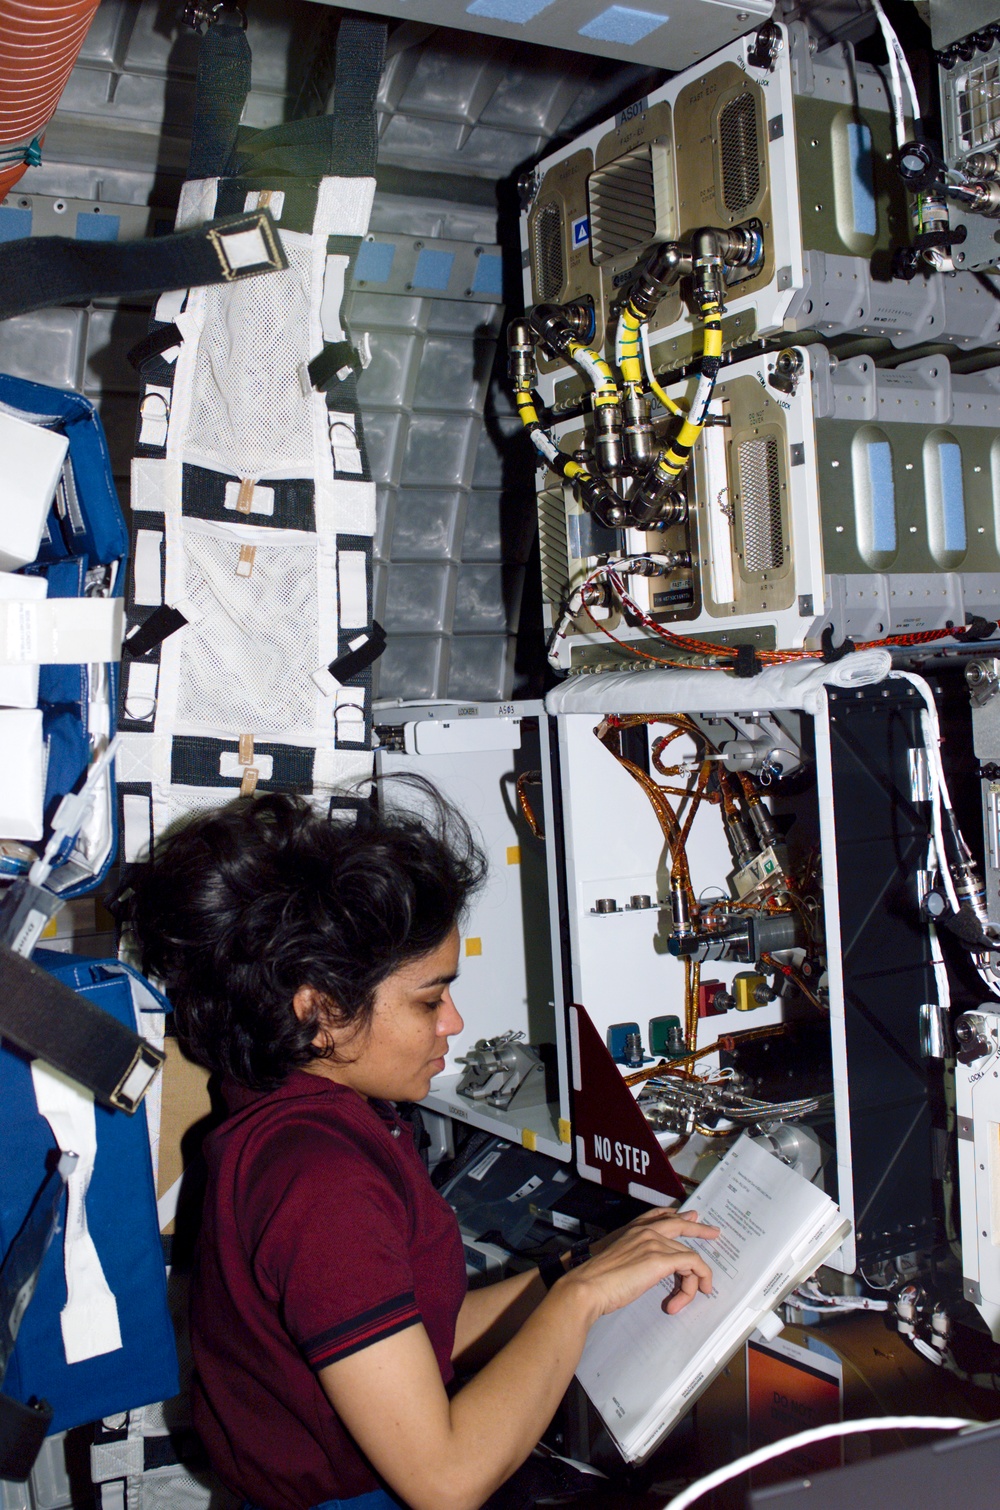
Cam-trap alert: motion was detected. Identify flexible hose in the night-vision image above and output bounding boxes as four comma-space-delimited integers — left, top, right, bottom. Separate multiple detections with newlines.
514, 385, 591, 491
565, 336, 618, 407
0, 0, 101, 198
642, 299, 724, 488
615, 305, 644, 389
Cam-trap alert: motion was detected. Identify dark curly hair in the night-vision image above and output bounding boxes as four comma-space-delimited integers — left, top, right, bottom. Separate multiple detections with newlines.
128, 785, 486, 1090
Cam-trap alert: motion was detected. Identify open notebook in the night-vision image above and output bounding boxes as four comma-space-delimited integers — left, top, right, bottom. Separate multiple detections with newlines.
575, 1134, 850, 1464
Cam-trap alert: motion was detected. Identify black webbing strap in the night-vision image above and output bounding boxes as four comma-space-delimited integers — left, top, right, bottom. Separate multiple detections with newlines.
329, 620, 386, 682
0, 948, 164, 1114
232, 16, 386, 180
124, 605, 188, 658
0, 210, 286, 322
126, 323, 183, 373
187, 9, 252, 182
329, 16, 386, 178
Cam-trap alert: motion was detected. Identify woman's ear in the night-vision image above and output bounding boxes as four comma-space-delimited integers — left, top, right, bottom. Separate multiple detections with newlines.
293, 985, 336, 1050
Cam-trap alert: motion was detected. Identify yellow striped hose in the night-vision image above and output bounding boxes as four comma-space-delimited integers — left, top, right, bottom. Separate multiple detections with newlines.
643, 300, 724, 484
619, 302, 684, 417
515, 384, 589, 487
565, 337, 619, 408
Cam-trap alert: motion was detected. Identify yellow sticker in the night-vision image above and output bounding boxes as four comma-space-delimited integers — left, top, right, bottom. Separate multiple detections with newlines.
521, 1127, 537, 1152
40, 914, 59, 940
464, 937, 482, 957
506, 845, 521, 865
558, 1118, 572, 1144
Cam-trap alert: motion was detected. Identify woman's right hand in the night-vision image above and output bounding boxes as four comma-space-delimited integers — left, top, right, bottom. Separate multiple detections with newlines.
559, 1211, 718, 1320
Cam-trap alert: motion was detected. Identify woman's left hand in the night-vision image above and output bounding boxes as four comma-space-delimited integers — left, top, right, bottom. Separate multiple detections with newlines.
588, 1206, 718, 1259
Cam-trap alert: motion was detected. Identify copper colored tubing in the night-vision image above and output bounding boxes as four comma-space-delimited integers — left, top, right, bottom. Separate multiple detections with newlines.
515, 770, 544, 840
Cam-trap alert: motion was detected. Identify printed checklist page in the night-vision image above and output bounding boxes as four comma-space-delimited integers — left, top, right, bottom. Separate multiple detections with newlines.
575, 1135, 841, 1458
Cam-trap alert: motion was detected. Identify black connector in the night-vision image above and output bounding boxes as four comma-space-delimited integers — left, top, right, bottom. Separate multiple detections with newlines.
896, 140, 943, 193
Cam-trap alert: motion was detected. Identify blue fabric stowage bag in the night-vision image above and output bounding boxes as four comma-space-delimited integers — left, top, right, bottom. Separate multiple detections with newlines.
0, 951, 178, 1433
0, 372, 127, 896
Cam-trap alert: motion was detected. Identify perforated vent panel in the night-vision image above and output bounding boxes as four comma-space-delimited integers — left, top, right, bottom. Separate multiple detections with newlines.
957, 58, 1000, 152
538, 488, 571, 605
719, 92, 760, 214
532, 202, 565, 301
737, 436, 783, 574
588, 145, 656, 264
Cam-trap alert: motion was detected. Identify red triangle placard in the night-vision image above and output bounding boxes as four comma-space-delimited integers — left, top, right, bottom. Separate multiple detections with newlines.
569, 1002, 685, 1204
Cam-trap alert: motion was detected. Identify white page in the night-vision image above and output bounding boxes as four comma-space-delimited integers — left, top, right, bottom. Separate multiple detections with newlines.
576, 1136, 842, 1457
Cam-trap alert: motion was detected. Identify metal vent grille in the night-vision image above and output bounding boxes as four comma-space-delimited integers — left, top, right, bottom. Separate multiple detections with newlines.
532, 202, 565, 301
587, 145, 656, 264
957, 58, 1000, 151
538, 489, 571, 606
737, 437, 783, 573
719, 92, 760, 214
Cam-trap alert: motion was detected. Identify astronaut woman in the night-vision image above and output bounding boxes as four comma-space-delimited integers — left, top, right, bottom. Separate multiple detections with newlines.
130, 791, 717, 1510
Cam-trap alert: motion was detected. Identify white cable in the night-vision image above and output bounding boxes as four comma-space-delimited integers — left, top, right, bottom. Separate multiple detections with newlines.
929, 919, 954, 1010
548, 562, 608, 667
872, 0, 921, 126
875, 5, 905, 148
661, 1416, 978, 1510
976, 959, 1000, 995
792, 1281, 889, 1312
891, 671, 960, 912
639, 320, 654, 386
640, 320, 675, 406
893, 673, 1000, 997
870, 0, 919, 147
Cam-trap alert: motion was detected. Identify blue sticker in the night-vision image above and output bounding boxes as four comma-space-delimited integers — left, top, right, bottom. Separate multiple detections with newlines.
354, 239, 396, 284
467, 0, 552, 18
938, 441, 967, 554
412, 248, 455, 292
471, 252, 503, 297
571, 215, 590, 248
847, 121, 877, 238
75, 211, 120, 242
0, 206, 31, 242
865, 441, 897, 555
579, 6, 668, 44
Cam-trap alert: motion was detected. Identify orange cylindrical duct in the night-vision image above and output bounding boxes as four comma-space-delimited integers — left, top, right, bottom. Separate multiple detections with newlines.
0, 0, 102, 200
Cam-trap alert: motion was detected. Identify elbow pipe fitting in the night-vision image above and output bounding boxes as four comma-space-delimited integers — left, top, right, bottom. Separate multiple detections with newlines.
626, 478, 689, 532
627, 241, 689, 320
689, 225, 762, 306
528, 301, 596, 355
625, 448, 691, 528
575, 473, 626, 529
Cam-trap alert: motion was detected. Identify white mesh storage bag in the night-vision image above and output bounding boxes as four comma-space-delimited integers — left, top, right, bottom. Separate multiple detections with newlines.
118, 19, 387, 855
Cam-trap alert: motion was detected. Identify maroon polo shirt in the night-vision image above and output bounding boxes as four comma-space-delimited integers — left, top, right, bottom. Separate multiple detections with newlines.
190, 1070, 468, 1510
